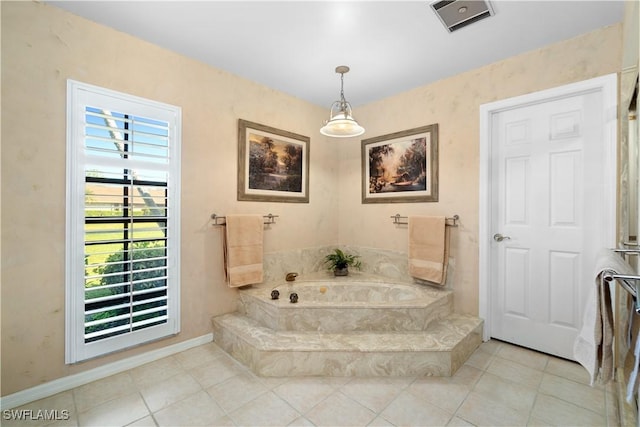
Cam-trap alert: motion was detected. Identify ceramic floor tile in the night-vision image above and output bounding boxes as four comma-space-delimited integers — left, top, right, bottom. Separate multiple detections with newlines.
304, 391, 377, 427
255, 375, 291, 390
153, 390, 226, 427
139, 373, 201, 412
605, 386, 620, 426
43, 416, 79, 427
172, 342, 224, 370
407, 378, 470, 413
206, 372, 269, 413
339, 377, 413, 413
545, 356, 600, 387
125, 415, 157, 426
77, 393, 149, 427
448, 364, 484, 386
472, 371, 537, 413
228, 391, 300, 427
129, 356, 186, 388
188, 355, 245, 389
287, 416, 315, 426
3, 391, 76, 427
272, 377, 337, 414
494, 342, 549, 371
539, 372, 606, 414
531, 394, 606, 426
478, 339, 503, 355
2, 340, 618, 427
464, 347, 493, 371
527, 416, 553, 426
73, 372, 135, 412
447, 416, 475, 426
455, 391, 529, 426
208, 415, 236, 426
367, 416, 395, 426
379, 390, 453, 427
486, 355, 544, 389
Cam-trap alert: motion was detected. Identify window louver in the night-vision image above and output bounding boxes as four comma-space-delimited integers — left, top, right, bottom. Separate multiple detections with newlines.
84, 108, 170, 343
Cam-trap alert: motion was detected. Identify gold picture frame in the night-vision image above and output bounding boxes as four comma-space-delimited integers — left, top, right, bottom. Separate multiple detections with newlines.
362, 124, 439, 203
238, 119, 310, 203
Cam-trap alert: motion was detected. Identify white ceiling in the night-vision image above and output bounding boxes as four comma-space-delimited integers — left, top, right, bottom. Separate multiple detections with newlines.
48, 1, 624, 108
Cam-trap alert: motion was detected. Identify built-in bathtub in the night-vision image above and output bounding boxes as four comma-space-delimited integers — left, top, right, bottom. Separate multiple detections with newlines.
213, 273, 483, 376
238, 277, 453, 333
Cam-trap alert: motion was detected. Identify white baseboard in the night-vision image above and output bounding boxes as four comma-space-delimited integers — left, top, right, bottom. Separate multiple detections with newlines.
0, 333, 213, 410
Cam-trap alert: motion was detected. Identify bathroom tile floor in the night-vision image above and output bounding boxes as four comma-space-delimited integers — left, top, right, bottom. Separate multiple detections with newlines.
5, 339, 619, 427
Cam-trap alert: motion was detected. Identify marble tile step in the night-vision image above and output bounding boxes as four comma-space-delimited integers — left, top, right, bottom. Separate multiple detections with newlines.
238, 277, 454, 333
212, 312, 483, 377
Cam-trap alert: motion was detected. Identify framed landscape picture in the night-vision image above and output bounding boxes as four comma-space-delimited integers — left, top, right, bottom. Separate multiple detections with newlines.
238, 119, 310, 203
361, 124, 438, 203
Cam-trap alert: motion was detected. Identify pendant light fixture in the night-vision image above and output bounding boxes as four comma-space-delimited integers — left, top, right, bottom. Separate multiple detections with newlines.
320, 65, 365, 138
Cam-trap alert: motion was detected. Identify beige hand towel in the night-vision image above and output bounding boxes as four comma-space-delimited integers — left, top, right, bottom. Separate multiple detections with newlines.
224, 214, 264, 287
408, 216, 449, 286
574, 248, 635, 385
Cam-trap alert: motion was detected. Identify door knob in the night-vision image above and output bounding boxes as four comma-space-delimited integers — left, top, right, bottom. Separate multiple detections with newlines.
493, 233, 511, 242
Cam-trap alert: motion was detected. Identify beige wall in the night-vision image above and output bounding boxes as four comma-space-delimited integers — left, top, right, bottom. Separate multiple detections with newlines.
338, 24, 622, 314
1, 1, 622, 396
1, 1, 338, 396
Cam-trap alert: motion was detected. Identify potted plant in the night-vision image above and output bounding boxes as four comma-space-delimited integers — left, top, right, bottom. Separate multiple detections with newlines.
324, 248, 362, 276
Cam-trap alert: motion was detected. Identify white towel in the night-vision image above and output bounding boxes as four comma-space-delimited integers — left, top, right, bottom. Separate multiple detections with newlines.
574, 248, 636, 385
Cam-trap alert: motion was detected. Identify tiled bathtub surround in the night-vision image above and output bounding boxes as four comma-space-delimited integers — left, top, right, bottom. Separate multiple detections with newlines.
213, 271, 482, 377
213, 312, 482, 377
262, 245, 455, 287
3, 339, 618, 426
238, 274, 453, 332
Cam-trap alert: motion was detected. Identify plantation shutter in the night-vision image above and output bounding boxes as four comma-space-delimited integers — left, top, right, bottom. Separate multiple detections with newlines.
67, 81, 181, 363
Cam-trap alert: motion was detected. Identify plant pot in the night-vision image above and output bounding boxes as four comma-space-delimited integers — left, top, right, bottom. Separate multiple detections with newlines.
334, 267, 349, 276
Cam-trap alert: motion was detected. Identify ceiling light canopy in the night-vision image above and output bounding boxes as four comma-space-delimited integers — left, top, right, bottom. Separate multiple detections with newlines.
320, 66, 365, 138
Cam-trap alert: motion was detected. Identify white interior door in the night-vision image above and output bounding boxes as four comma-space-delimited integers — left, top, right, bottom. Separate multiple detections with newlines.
487, 80, 615, 359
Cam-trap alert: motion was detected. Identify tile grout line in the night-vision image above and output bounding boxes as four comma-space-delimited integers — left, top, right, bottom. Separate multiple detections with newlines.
525, 353, 549, 425
448, 368, 482, 425
452, 351, 496, 425
203, 372, 265, 421
491, 341, 610, 425
135, 356, 206, 426
131, 390, 158, 427
376, 374, 420, 421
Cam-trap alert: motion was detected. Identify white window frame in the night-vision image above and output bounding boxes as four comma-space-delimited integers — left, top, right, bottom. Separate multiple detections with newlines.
66, 80, 181, 363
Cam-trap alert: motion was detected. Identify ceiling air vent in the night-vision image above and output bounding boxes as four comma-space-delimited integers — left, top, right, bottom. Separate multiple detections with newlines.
430, 0, 494, 33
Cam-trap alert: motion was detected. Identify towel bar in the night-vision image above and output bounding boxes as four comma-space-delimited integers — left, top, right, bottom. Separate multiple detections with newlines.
606, 248, 640, 313
603, 271, 639, 297
211, 213, 278, 226
615, 249, 640, 256
390, 214, 459, 227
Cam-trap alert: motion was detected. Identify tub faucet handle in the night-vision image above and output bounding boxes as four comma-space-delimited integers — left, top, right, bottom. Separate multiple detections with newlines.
286, 272, 298, 281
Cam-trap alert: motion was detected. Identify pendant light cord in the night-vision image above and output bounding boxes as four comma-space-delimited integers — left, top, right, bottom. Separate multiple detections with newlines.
340, 72, 345, 100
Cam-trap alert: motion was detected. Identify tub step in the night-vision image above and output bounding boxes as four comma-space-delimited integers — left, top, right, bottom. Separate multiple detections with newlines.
238, 283, 454, 333
211, 312, 483, 377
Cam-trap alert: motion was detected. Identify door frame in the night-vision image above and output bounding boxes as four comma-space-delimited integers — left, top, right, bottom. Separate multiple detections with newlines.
479, 74, 618, 341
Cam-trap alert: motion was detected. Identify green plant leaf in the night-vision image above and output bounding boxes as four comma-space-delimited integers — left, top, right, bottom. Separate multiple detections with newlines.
323, 248, 361, 271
